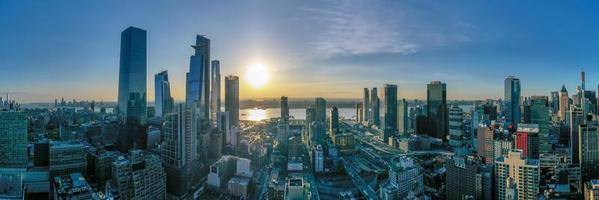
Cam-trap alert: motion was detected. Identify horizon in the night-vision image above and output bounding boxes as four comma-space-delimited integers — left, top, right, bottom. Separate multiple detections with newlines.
2, 1, 599, 103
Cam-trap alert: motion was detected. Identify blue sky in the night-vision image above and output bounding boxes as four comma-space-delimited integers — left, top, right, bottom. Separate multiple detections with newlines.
1, 0, 598, 102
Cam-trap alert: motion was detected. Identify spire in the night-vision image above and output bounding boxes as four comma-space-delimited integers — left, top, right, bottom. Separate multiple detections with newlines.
560, 85, 567, 93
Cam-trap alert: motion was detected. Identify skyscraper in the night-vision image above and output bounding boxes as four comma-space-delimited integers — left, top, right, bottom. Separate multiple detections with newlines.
570, 107, 584, 164
383, 84, 398, 142
495, 150, 540, 200
370, 87, 381, 127
427, 81, 448, 141
550, 91, 559, 114
315, 97, 327, 123
186, 35, 211, 120
398, 98, 408, 136
579, 123, 599, 182
329, 106, 339, 137
225, 75, 239, 127
363, 88, 370, 123
530, 96, 550, 155
154, 70, 173, 118
504, 76, 521, 128
281, 96, 289, 123
210, 60, 221, 122
0, 111, 28, 167
117, 27, 147, 125
163, 104, 187, 169
448, 105, 464, 147
112, 150, 166, 199
559, 85, 569, 120
515, 123, 539, 159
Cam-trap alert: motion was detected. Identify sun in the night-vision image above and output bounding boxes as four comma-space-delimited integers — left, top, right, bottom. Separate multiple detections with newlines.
246, 63, 269, 88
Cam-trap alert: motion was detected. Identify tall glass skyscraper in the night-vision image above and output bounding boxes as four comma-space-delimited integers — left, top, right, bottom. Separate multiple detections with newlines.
371, 87, 380, 127
427, 81, 448, 141
383, 84, 398, 142
504, 76, 521, 128
0, 111, 28, 167
186, 35, 211, 120
530, 96, 550, 155
210, 60, 221, 122
117, 27, 147, 125
225, 75, 239, 127
315, 97, 327, 123
154, 70, 173, 118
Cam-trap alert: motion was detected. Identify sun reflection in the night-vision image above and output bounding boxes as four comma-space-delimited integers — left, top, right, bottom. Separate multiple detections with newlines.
246, 108, 267, 121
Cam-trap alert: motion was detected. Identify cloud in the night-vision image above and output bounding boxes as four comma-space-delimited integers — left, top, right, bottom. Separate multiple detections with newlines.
303, 0, 474, 57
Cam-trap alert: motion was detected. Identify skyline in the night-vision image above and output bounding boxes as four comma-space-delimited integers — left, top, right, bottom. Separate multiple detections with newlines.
2, 1, 599, 103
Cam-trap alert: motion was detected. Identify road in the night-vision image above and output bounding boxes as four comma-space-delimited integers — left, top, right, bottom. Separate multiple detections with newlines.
341, 158, 379, 200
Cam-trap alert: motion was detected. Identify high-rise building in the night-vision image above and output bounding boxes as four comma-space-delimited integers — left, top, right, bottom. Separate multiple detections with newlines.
210, 60, 221, 122
0, 111, 27, 167
448, 105, 464, 147
446, 156, 493, 200
112, 150, 166, 200
427, 81, 448, 140
281, 96, 289, 123
516, 123, 540, 159
559, 85, 569, 121
356, 102, 363, 123
477, 125, 495, 164
363, 88, 370, 123
495, 150, 540, 200
579, 123, 599, 182
550, 91, 560, 114
225, 75, 239, 127
162, 104, 187, 169
315, 98, 327, 123
398, 99, 408, 136
371, 87, 381, 126
117, 27, 147, 125
383, 84, 398, 142
312, 145, 324, 172
330, 106, 339, 137
154, 71, 173, 118
186, 35, 211, 120
379, 156, 424, 200
49, 141, 87, 179
570, 107, 585, 164
504, 76, 521, 128
530, 96, 550, 155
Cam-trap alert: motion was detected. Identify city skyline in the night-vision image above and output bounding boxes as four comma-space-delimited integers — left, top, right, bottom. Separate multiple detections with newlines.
2, 1, 599, 103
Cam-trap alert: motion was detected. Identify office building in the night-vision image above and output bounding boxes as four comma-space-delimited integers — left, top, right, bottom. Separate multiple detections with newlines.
504, 76, 521, 128
427, 81, 448, 141
49, 141, 87, 179
398, 98, 408, 136
312, 145, 324, 172
52, 173, 97, 200
477, 125, 495, 164
516, 123, 539, 159
207, 155, 252, 189
117, 26, 147, 125
112, 150, 166, 200
383, 84, 398, 142
448, 105, 464, 147
185, 35, 211, 120
162, 104, 188, 169
0, 111, 28, 167
281, 96, 289, 123
446, 156, 492, 200
579, 123, 599, 182
211, 60, 221, 121
285, 177, 305, 200
495, 150, 540, 200
371, 87, 381, 126
356, 102, 363, 123
217, 111, 230, 146
363, 88, 370, 123
329, 106, 339, 137
315, 97, 327, 123
550, 91, 559, 114
154, 70, 173, 117
225, 75, 239, 127
530, 96, 550, 155
571, 107, 585, 164
380, 156, 423, 200
559, 85, 569, 121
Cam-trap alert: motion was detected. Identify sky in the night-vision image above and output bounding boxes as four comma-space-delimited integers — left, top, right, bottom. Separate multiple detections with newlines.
1, 0, 599, 103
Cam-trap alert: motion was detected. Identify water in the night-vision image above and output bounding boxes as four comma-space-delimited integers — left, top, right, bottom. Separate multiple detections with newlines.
240, 108, 356, 121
